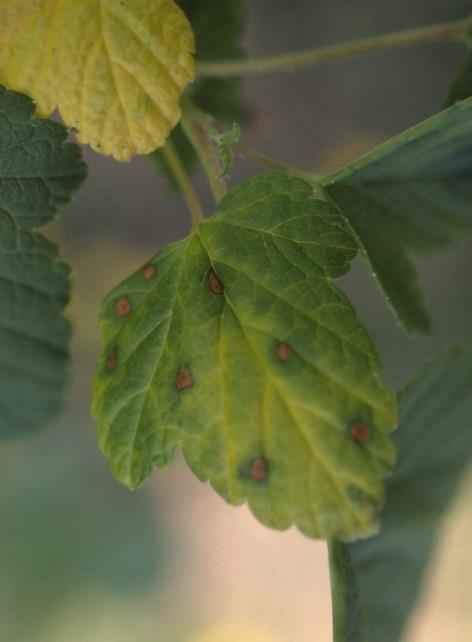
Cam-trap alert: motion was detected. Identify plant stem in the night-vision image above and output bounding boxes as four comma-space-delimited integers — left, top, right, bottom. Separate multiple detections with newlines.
181, 105, 228, 205
197, 16, 472, 77
161, 139, 203, 229
328, 540, 362, 642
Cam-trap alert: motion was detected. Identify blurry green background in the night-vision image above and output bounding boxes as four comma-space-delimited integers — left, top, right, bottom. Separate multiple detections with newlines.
1, 1, 472, 640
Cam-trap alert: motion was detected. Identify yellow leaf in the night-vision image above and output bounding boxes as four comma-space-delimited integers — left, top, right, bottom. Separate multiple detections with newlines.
0, 0, 195, 160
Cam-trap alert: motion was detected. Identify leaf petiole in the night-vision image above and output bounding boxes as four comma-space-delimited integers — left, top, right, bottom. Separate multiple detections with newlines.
161, 138, 203, 229
197, 15, 472, 77
181, 103, 228, 205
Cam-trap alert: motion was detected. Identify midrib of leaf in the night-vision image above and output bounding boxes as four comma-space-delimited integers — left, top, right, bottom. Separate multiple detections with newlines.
105, 3, 181, 95
218, 303, 242, 503
194, 226, 260, 502
214, 217, 356, 255
197, 225, 356, 512
98, 0, 135, 149
196, 228, 375, 526
30, 1, 63, 105
204, 253, 386, 415
223, 290, 366, 525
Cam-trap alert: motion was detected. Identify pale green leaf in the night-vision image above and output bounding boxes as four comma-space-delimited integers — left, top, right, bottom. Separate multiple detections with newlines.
323, 98, 472, 334
0, 86, 86, 438
213, 122, 241, 176
330, 344, 472, 642
93, 173, 396, 541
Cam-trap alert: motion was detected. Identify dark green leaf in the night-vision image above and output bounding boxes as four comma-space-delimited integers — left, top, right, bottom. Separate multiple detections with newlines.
446, 53, 472, 106
323, 98, 472, 334
93, 173, 396, 541
0, 86, 86, 438
330, 344, 472, 642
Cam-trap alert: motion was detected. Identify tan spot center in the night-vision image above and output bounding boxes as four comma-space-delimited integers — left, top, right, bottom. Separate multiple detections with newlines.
249, 457, 269, 482
349, 422, 372, 444
277, 341, 293, 362
115, 297, 132, 318
208, 269, 224, 295
105, 348, 117, 372
143, 264, 156, 280
176, 367, 193, 391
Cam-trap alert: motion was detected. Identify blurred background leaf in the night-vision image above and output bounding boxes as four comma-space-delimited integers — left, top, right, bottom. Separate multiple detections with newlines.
446, 52, 472, 105
0, 405, 165, 641
324, 97, 472, 335
330, 343, 472, 642
149, 0, 250, 192
0, 87, 86, 440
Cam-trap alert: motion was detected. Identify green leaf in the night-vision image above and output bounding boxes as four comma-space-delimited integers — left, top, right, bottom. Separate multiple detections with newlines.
0, 86, 86, 439
323, 98, 472, 334
93, 172, 396, 541
151, 0, 249, 192
212, 122, 241, 176
446, 53, 472, 106
330, 344, 472, 642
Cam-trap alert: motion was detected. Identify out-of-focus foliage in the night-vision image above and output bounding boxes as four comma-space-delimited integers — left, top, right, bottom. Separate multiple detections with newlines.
0, 86, 85, 439
330, 344, 472, 642
324, 97, 472, 335
0, 415, 162, 641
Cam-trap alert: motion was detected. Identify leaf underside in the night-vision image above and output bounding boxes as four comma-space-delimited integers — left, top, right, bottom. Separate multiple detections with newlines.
0, 86, 86, 439
93, 173, 396, 541
323, 97, 472, 334
0, 0, 195, 160
330, 343, 472, 642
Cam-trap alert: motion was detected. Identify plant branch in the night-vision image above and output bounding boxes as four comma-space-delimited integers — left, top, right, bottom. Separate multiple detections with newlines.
161, 139, 203, 229
181, 104, 228, 205
328, 540, 362, 642
197, 16, 472, 77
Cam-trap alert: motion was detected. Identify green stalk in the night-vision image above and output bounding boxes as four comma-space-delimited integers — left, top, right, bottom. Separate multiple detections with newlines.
197, 16, 472, 77
161, 139, 203, 229
180, 104, 228, 205
328, 540, 363, 642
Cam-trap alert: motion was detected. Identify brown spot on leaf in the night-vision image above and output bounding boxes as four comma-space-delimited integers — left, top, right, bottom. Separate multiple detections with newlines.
208, 269, 224, 295
349, 422, 372, 444
142, 264, 156, 281
115, 297, 132, 318
105, 348, 117, 372
176, 366, 193, 391
277, 341, 293, 362
249, 457, 269, 482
